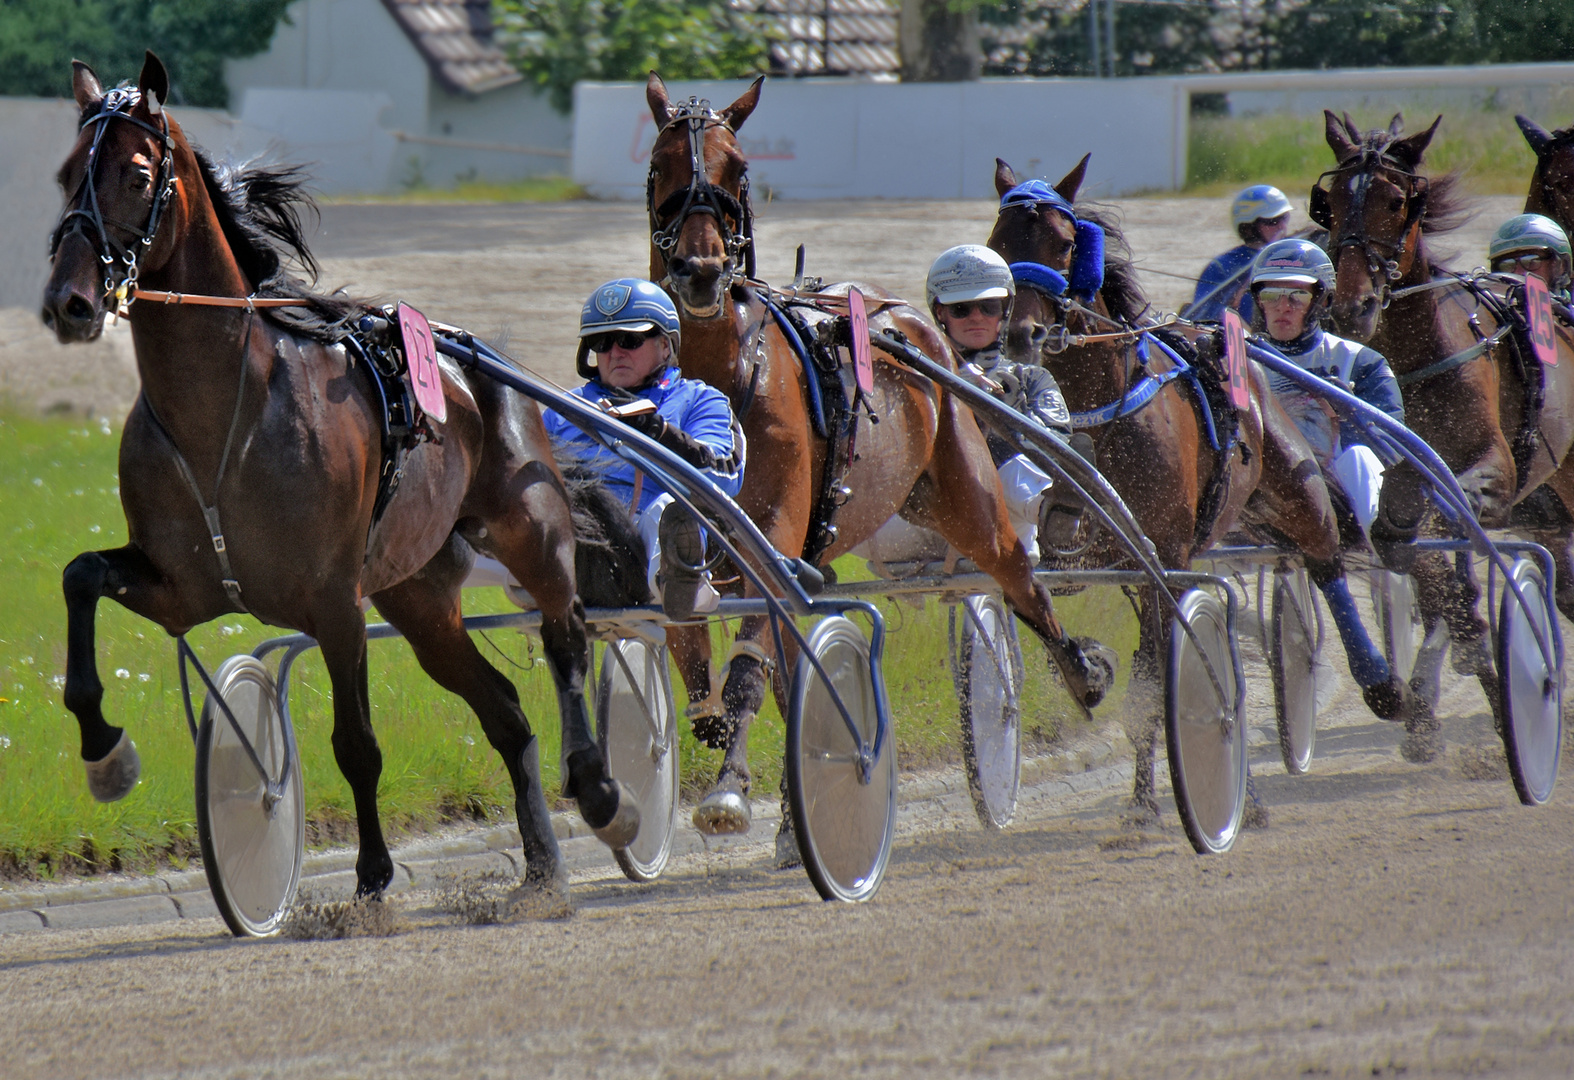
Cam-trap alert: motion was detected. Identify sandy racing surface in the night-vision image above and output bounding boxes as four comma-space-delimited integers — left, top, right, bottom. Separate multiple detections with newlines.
3, 195, 1569, 1077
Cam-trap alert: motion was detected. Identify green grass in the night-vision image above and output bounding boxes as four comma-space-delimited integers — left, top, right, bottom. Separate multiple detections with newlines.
322, 176, 586, 205
1187, 107, 1548, 198
0, 410, 1136, 879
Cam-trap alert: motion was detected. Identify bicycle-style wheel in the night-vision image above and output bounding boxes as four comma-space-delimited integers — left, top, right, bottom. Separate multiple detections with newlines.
951, 595, 1024, 829
1165, 589, 1246, 855
1497, 559, 1563, 806
1269, 569, 1318, 775
195, 655, 305, 937
1373, 570, 1422, 685
596, 638, 679, 882
786, 616, 895, 902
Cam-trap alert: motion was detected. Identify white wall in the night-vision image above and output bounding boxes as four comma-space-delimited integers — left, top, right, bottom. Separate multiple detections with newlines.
572, 77, 1186, 201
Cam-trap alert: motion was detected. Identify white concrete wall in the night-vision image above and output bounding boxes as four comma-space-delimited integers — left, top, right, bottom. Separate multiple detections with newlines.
422, 82, 573, 188
572, 77, 1185, 201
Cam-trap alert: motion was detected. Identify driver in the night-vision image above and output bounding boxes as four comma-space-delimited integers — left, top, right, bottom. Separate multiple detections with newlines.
1489, 213, 1574, 303
541, 278, 745, 621
1189, 184, 1294, 324
926, 245, 1085, 558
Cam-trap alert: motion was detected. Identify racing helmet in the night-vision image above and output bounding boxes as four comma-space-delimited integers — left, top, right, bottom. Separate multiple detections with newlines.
1231, 184, 1294, 240
1489, 213, 1572, 283
1249, 239, 1335, 293
926, 245, 1015, 313
576, 278, 681, 379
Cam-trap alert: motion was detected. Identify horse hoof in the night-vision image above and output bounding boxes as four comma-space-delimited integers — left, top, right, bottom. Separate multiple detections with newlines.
1401, 714, 1444, 764
692, 785, 751, 835
1241, 798, 1270, 830
84, 732, 140, 803
1451, 633, 1492, 677
592, 781, 641, 851
774, 817, 802, 870
507, 872, 574, 920
1072, 636, 1117, 709
1362, 677, 1412, 722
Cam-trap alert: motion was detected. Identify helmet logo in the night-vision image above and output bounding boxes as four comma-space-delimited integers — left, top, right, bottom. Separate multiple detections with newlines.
594, 283, 632, 317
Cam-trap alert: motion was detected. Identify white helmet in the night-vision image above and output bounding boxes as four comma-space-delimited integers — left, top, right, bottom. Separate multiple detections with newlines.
1231, 184, 1294, 231
926, 245, 1015, 311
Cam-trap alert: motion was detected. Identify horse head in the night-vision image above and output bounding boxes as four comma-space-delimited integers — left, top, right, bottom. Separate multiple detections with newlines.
986, 155, 1085, 364
1316, 110, 1441, 342
644, 73, 762, 319
1517, 114, 1574, 238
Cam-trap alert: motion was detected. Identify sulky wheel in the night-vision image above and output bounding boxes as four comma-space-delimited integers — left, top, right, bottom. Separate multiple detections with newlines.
1165, 589, 1247, 855
195, 655, 305, 937
786, 616, 895, 902
1373, 570, 1422, 685
596, 638, 679, 882
1496, 559, 1563, 807
1268, 568, 1319, 775
950, 595, 1024, 829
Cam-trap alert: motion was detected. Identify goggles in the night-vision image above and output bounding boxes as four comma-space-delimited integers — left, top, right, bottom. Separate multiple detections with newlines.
1255, 286, 1315, 306
942, 298, 1005, 320
1493, 252, 1554, 273
587, 329, 660, 354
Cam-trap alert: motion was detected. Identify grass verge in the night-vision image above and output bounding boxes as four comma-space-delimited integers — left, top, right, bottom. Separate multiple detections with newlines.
322, 176, 586, 205
0, 410, 1136, 880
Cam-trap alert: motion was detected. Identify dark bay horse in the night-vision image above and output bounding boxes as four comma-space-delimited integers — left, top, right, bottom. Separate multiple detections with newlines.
989, 155, 1415, 810
642, 73, 1115, 840
1517, 114, 1574, 237
1318, 112, 1574, 733
40, 54, 641, 903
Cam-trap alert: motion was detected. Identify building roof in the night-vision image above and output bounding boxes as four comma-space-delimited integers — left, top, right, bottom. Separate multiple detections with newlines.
749, 0, 901, 78
380, 0, 523, 96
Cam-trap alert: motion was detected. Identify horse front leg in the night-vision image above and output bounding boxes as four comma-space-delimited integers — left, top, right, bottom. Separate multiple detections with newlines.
1121, 587, 1163, 823
62, 545, 183, 801
692, 613, 783, 836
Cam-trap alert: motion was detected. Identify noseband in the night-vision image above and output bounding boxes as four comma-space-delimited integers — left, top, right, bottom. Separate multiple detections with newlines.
49, 87, 176, 311
646, 97, 756, 288
1309, 142, 1428, 305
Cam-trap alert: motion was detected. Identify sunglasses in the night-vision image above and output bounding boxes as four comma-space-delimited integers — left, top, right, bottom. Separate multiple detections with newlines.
944, 299, 1005, 319
1494, 253, 1552, 272
1256, 287, 1315, 306
587, 329, 659, 354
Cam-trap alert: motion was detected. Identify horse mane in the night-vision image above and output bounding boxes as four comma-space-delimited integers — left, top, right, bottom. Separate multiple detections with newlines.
1073, 202, 1150, 323
192, 147, 365, 341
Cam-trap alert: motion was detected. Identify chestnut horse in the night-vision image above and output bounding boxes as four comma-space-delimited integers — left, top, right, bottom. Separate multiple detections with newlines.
1517, 114, 1574, 238
642, 74, 1116, 843
1318, 112, 1574, 740
40, 54, 642, 904
989, 156, 1415, 810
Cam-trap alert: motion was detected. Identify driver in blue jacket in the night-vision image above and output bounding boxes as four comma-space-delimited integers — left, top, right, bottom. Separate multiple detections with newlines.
542, 278, 745, 621
1188, 184, 1294, 323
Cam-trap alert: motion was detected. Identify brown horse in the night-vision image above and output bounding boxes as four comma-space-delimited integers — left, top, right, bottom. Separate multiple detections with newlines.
1517, 114, 1574, 237
989, 155, 1417, 809
40, 53, 642, 905
1319, 111, 1574, 735
642, 74, 1116, 842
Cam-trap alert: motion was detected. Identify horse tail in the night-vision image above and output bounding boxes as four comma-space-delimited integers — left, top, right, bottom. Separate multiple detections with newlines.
555, 451, 653, 608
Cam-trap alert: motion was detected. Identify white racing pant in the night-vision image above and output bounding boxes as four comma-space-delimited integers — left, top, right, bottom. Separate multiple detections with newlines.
998, 453, 1054, 557
1331, 444, 1385, 534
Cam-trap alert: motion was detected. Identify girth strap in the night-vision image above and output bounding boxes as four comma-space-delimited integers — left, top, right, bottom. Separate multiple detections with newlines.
1394, 328, 1508, 387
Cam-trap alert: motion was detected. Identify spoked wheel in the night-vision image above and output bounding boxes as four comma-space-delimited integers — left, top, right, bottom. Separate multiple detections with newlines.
1268, 568, 1318, 775
1373, 571, 1422, 685
950, 595, 1025, 829
195, 655, 305, 937
1164, 589, 1246, 855
596, 638, 679, 882
1497, 559, 1563, 806
786, 616, 895, 902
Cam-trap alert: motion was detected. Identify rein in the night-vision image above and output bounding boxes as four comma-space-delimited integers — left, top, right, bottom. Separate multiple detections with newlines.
646, 97, 756, 289
131, 288, 310, 309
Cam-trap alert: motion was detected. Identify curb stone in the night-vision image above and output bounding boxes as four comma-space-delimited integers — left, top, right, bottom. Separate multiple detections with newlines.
0, 724, 1130, 932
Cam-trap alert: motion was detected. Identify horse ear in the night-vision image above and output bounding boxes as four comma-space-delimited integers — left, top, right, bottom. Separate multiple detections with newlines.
994, 158, 1018, 198
1054, 153, 1090, 203
1518, 114, 1554, 159
720, 76, 764, 132
1387, 113, 1405, 137
138, 51, 169, 113
646, 71, 672, 128
1340, 112, 1361, 141
1325, 109, 1358, 161
1391, 115, 1441, 168
71, 60, 103, 113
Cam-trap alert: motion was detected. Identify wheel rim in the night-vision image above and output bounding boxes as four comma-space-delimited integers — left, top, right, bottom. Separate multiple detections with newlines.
1166, 590, 1245, 854
1499, 560, 1562, 806
598, 639, 678, 881
197, 655, 304, 937
956, 596, 1022, 828
789, 617, 894, 902
1377, 571, 1421, 685
1272, 571, 1318, 775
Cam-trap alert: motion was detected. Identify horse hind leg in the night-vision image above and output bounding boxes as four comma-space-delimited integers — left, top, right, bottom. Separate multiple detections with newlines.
691, 615, 786, 836
1120, 591, 1163, 825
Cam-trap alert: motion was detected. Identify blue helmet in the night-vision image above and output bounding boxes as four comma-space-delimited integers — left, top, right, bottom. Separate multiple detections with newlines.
577, 278, 681, 379
1231, 184, 1293, 231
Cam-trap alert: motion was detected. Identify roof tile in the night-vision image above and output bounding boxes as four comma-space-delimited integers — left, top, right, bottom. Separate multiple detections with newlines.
381, 0, 523, 95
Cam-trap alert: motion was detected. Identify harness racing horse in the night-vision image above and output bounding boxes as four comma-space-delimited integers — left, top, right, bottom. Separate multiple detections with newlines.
989, 156, 1414, 814
1317, 111, 1574, 745
642, 74, 1116, 842
40, 54, 644, 905
1517, 114, 1574, 238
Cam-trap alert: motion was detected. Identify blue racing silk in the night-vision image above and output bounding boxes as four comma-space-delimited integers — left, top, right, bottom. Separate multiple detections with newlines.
541, 365, 745, 514
1191, 245, 1259, 323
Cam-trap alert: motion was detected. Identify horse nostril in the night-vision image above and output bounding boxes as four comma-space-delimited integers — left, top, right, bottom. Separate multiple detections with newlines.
41, 307, 56, 330
65, 294, 94, 322
667, 256, 689, 277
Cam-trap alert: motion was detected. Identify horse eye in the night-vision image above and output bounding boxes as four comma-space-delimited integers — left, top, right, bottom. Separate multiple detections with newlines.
130, 173, 150, 193
1388, 196, 1403, 212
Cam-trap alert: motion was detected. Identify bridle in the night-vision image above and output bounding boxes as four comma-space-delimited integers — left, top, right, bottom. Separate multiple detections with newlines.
49, 86, 177, 313
646, 97, 756, 288
1309, 141, 1429, 305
